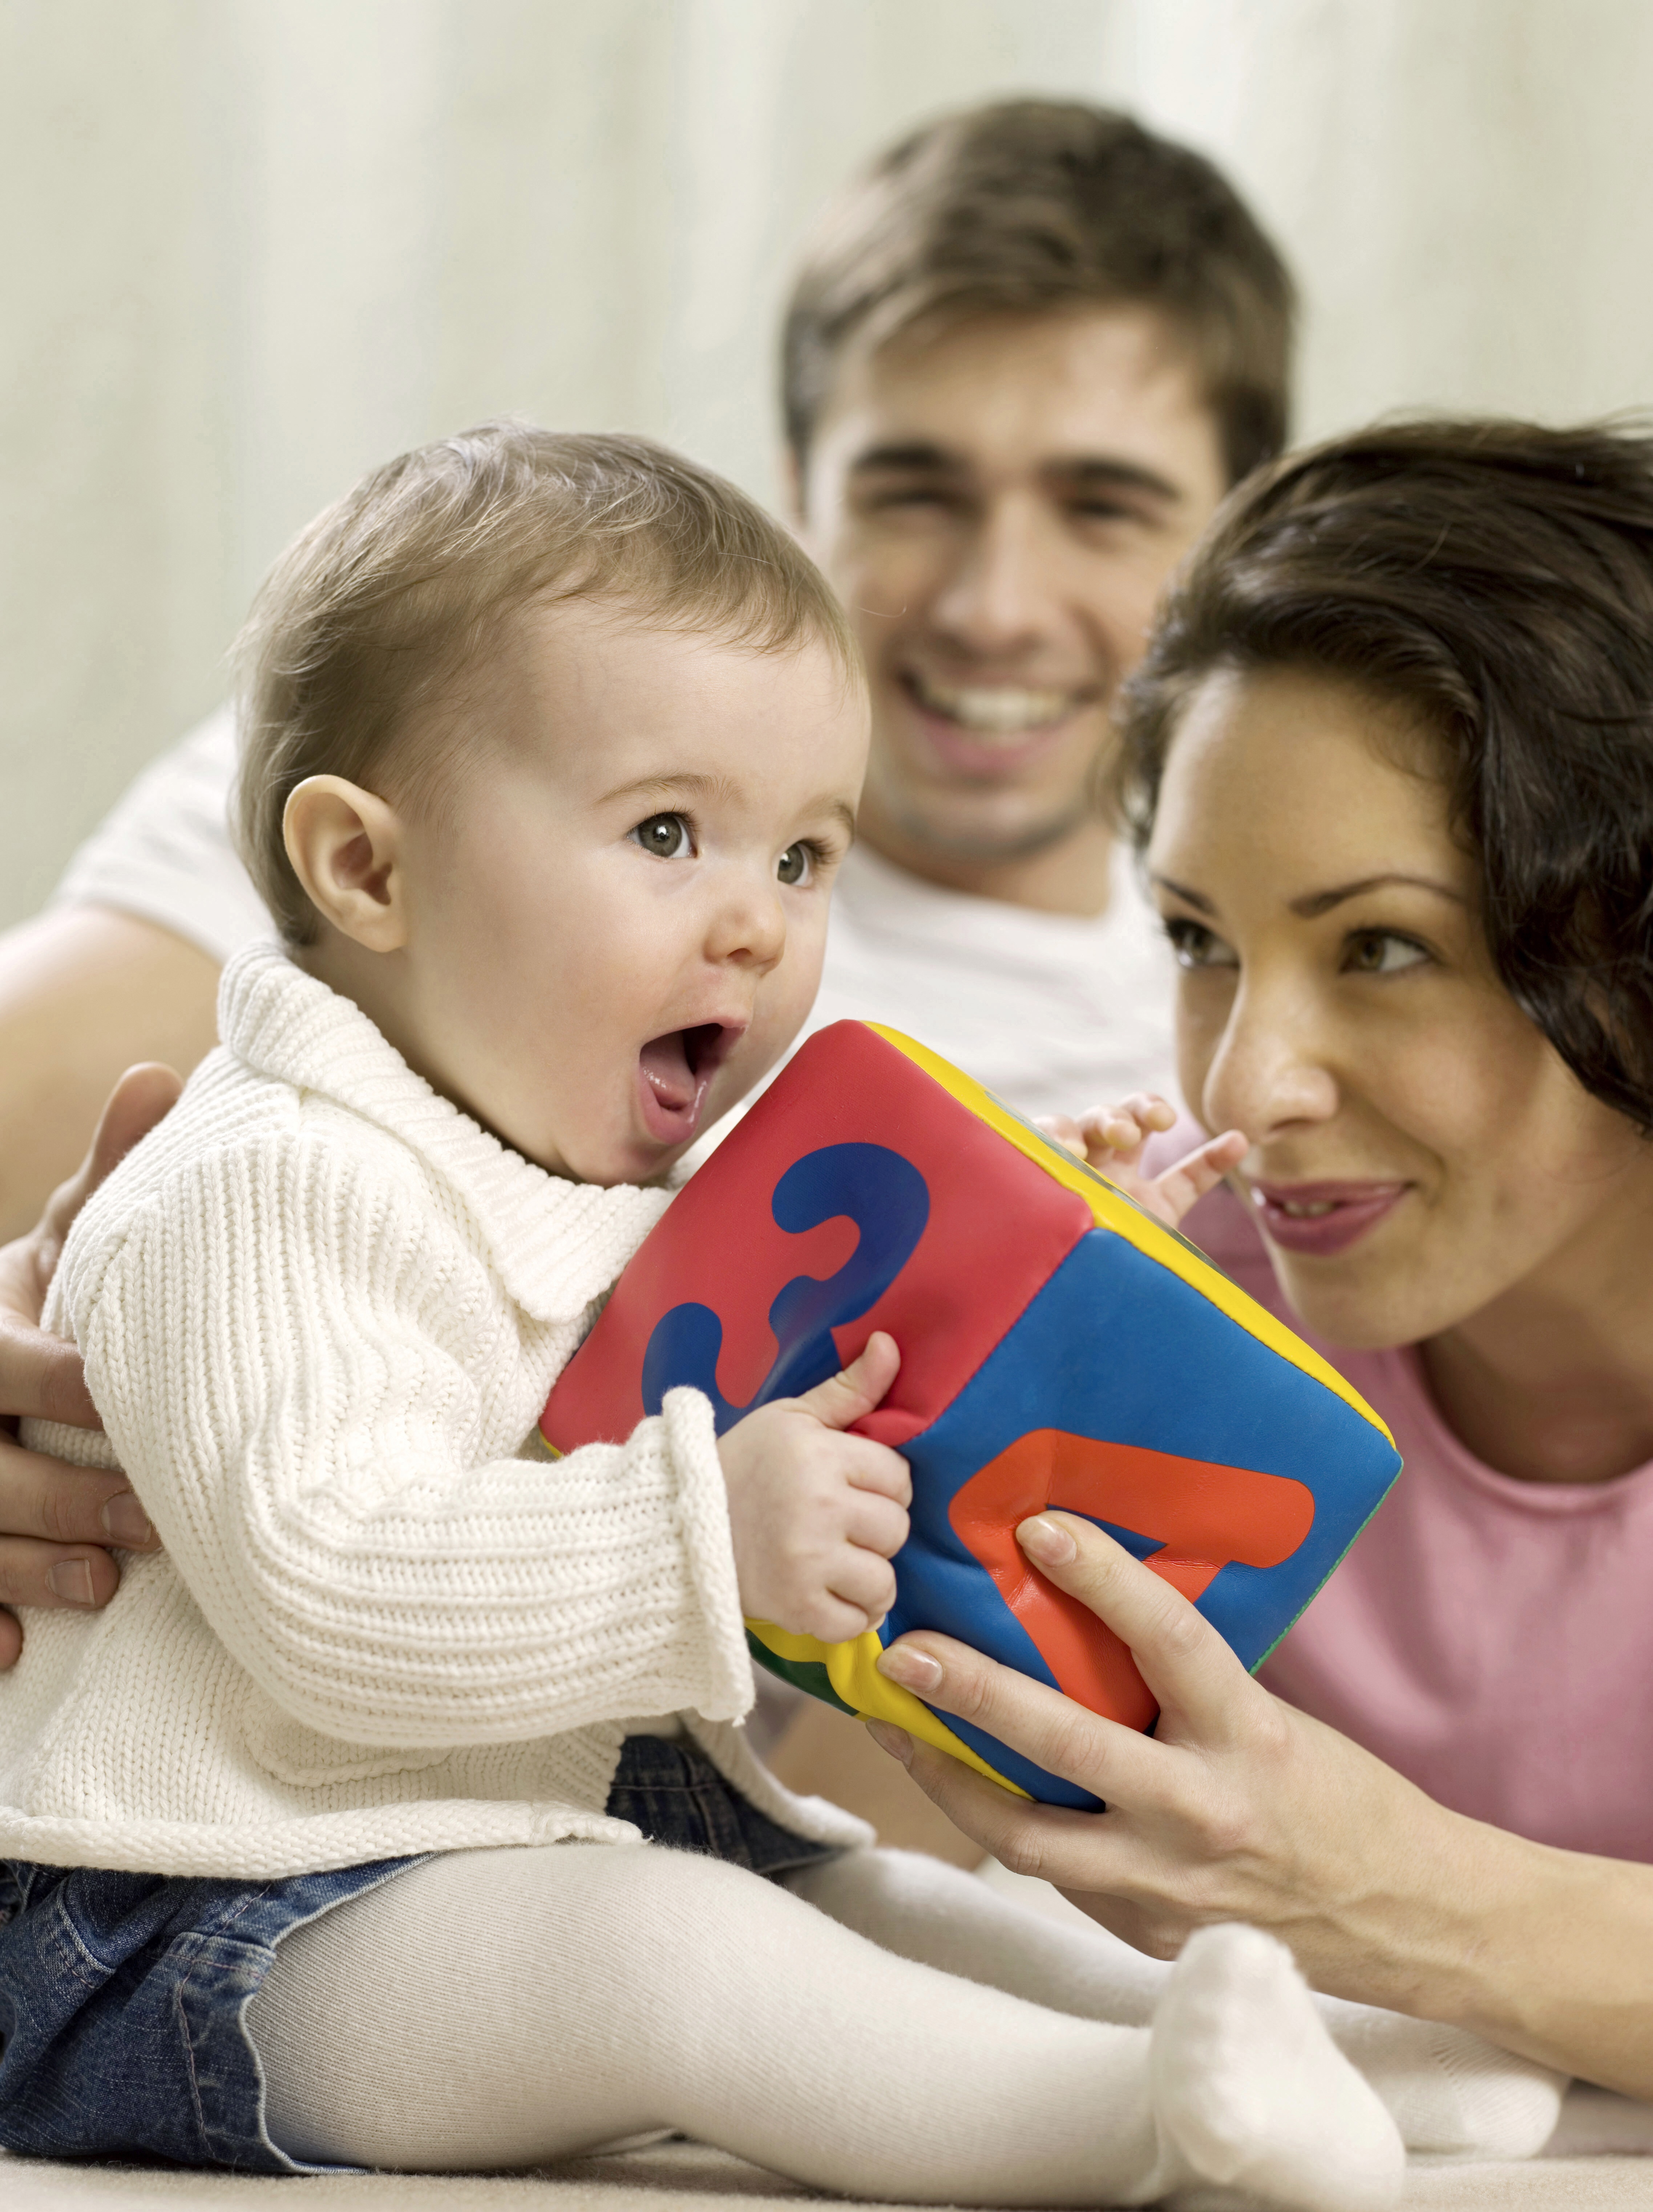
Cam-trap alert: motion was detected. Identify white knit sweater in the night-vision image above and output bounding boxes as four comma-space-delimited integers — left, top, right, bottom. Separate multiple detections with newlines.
4, 945, 865, 1877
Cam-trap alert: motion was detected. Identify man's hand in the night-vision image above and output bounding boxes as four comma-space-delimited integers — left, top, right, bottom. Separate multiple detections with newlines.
1036, 1093, 1246, 1231
0, 1063, 180, 1667
719, 1332, 910, 1643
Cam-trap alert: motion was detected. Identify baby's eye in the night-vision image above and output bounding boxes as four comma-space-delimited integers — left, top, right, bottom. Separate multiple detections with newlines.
776, 842, 815, 887
1344, 931, 1430, 976
633, 813, 691, 860
1164, 917, 1238, 970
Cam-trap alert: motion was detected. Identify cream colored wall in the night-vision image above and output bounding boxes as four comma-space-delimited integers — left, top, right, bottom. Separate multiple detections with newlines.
5, 0, 1652, 929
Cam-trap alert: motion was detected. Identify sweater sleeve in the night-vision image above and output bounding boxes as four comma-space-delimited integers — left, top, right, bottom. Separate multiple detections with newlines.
71, 1131, 753, 1745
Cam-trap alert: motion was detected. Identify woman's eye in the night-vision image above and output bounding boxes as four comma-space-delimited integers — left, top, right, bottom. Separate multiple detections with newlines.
1345, 931, 1430, 976
1164, 917, 1238, 970
776, 842, 813, 887
632, 813, 690, 860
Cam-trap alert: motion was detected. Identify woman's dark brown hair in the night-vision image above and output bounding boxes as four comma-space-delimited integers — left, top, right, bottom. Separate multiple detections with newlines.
1119, 418, 1653, 1130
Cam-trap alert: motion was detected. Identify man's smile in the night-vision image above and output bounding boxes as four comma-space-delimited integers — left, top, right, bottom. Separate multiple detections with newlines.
901, 668, 1099, 746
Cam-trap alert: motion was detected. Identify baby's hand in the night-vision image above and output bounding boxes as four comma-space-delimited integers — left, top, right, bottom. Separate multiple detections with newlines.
719, 1332, 910, 1643
1035, 1093, 1246, 1232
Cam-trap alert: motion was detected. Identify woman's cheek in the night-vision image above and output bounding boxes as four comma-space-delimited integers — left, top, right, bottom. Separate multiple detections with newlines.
1174, 978, 1235, 1130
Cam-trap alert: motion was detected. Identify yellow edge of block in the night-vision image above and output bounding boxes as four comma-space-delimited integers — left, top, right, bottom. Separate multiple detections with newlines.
748, 1619, 1029, 1798
866, 1023, 1395, 1450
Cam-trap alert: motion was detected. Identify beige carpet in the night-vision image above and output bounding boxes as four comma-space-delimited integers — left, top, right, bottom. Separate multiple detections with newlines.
4, 2136, 1652, 2211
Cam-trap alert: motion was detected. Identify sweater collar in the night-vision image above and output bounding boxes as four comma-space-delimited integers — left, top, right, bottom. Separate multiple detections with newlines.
217, 942, 672, 1323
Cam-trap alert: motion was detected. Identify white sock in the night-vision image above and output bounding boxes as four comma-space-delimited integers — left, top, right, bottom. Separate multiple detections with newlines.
1314, 1994, 1565, 2160
793, 1849, 1562, 2163
246, 1842, 1399, 2208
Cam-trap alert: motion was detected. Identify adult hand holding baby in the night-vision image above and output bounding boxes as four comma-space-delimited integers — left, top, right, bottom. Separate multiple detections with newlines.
0, 1063, 174, 1665
719, 1331, 910, 1642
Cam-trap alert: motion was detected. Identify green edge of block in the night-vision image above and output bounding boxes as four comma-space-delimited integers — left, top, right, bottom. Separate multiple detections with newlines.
747, 1632, 859, 1717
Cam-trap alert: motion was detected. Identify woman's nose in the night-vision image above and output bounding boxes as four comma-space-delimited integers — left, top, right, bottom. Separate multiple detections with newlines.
1201, 983, 1340, 1141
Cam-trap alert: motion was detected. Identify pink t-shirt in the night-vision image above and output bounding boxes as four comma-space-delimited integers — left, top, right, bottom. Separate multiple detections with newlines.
1182, 1181, 1653, 1864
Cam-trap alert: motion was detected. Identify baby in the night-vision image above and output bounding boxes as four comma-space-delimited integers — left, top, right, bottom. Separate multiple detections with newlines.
0, 423, 1409, 2207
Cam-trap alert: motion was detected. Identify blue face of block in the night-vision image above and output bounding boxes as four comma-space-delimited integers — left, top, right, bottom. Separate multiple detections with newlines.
883, 1227, 1401, 1808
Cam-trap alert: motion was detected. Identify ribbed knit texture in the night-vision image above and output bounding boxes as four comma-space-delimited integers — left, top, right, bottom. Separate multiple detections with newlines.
5, 944, 865, 1876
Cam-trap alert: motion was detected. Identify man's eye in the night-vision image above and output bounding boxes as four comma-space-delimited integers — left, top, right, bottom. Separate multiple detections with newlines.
777, 842, 813, 887
1164, 917, 1238, 970
633, 813, 690, 859
863, 486, 958, 517
1345, 931, 1430, 976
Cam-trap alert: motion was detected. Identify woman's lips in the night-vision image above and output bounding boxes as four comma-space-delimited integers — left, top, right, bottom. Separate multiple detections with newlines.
1248, 1178, 1410, 1257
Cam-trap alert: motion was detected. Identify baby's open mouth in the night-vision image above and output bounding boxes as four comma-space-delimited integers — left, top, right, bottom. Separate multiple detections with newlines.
637, 1023, 736, 1143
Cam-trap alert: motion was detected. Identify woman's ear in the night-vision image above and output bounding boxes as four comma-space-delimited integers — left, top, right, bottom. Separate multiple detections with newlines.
283, 776, 409, 953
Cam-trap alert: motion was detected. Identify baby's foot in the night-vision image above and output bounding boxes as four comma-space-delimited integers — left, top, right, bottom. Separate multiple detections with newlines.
1318, 1997, 1566, 2160
1149, 1923, 1405, 2212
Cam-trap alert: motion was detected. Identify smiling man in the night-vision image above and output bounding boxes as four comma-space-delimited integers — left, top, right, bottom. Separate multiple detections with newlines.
785, 101, 1293, 1117
0, 102, 1294, 1722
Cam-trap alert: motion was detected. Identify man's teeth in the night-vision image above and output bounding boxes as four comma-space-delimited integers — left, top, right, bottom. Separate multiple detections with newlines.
911, 677, 1078, 736
1280, 1200, 1337, 1218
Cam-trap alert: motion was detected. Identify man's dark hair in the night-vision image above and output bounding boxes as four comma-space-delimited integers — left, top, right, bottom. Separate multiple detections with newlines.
1119, 417, 1653, 1130
782, 99, 1296, 488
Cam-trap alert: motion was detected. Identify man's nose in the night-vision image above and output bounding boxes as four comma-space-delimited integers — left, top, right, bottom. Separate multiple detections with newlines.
1201, 978, 1340, 1142
929, 502, 1060, 655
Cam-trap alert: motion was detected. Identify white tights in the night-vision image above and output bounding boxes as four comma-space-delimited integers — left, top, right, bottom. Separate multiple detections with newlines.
243, 1844, 1552, 2207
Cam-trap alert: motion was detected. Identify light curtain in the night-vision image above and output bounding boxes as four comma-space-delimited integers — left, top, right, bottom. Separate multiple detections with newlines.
5, 0, 1651, 925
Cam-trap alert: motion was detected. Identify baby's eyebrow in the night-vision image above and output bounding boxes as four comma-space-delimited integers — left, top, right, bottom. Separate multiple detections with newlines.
601, 771, 736, 808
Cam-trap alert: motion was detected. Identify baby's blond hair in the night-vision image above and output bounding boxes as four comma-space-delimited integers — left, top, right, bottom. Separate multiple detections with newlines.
234, 422, 861, 944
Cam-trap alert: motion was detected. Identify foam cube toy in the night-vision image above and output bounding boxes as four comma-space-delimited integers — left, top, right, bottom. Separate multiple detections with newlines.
541, 1022, 1401, 1809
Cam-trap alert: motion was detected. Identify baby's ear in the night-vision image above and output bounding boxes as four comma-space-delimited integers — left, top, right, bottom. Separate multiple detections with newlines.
283, 776, 409, 953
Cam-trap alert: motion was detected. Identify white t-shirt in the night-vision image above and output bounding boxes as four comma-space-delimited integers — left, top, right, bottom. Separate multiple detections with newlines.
52, 707, 1178, 1122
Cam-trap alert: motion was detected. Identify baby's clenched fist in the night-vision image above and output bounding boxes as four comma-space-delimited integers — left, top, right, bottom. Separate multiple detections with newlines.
718, 1332, 910, 1643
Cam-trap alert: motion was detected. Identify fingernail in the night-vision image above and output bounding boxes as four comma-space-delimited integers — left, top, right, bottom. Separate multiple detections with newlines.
876, 1643, 942, 1692
1018, 1514, 1076, 1566
101, 1494, 153, 1548
46, 1559, 96, 1606
865, 1721, 913, 1766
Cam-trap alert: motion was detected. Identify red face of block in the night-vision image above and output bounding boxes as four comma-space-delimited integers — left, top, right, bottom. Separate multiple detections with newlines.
543, 1022, 1099, 1453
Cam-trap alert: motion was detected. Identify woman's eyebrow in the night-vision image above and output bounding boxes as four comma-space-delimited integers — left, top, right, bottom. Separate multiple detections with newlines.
1151, 874, 1217, 915
1288, 874, 1468, 918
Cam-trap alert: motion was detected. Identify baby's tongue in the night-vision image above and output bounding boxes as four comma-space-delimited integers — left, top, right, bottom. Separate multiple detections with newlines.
639, 1030, 695, 1113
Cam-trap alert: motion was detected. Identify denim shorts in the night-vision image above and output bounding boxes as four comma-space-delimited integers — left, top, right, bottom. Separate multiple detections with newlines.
0, 1733, 834, 2173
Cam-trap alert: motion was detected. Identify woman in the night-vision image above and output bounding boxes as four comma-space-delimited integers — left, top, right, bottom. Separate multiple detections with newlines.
867, 420, 1653, 2100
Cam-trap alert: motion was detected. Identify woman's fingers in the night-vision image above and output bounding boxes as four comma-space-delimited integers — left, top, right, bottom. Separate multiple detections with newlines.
1015, 1512, 1255, 1740
877, 1625, 1167, 1806
866, 1720, 1121, 1885
873, 1513, 1259, 1798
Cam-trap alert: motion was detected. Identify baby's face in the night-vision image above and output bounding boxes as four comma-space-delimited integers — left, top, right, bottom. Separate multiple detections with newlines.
391, 597, 868, 1184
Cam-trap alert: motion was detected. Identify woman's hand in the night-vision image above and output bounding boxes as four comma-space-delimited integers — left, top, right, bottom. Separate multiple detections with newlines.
0, 1064, 178, 1667
868, 1508, 1480, 2011
1035, 1094, 1246, 1231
